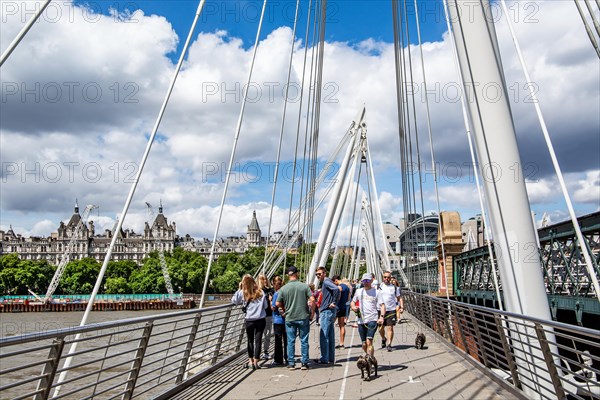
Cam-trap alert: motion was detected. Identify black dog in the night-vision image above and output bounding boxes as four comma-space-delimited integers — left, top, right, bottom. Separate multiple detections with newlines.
357, 354, 378, 381
415, 333, 426, 349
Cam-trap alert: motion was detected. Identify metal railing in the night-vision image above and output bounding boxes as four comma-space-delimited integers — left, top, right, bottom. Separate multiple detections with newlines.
454, 211, 600, 300
0, 304, 246, 399
405, 292, 600, 400
404, 259, 438, 293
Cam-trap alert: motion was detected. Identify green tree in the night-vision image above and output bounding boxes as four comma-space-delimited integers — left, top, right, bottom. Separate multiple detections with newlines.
130, 257, 164, 293
185, 255, 208, 293
0, 254, 23, 294
240, 247, 265, 275
0, 255, 55, 295
59, 258, 101, 294
106, 260, 137, 282
212, 269, 242, 293
105, 277, 129, 294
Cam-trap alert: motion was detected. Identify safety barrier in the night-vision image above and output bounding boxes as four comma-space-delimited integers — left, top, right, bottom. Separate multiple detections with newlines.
405, 292, 600, 400
0, 303, 246, 399
0, 300, 195, 313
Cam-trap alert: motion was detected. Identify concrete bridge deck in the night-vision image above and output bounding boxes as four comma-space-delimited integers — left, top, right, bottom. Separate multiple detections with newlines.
170, 314, 515, 400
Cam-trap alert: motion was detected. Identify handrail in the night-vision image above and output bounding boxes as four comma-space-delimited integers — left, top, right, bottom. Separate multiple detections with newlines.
0, 303, 245, 399
0, 304, 233, 346
410, 292, 600, 339
405, 292, 600, 400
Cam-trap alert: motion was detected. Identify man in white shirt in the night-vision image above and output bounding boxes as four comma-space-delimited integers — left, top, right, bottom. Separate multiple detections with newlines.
378, 271, 403, 351
351, 273, 383, 357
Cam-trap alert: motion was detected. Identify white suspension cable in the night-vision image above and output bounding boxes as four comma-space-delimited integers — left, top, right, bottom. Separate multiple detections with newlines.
284, 0, 314, 275
341, 167, 363, 278
260, 128, 354, 274
349, 196, 365, 280
315, 137, 361, 279
442, 0, 503, 310
306, 109, 363, 283
584, 0, 600, 37
54, 0, 209, 395
0, 0, 52, 66
262, 0, 301, 274
574, 0, 600, 57
199, 0, 268, 308
413, 0, 450, 300
364, 137, 392, 271
500, 0, 600, 301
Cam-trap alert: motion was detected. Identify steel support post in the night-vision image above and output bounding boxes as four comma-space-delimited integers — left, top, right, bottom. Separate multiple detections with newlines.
34, 337, 65, 400
468, 308, 489, 367
534, 324, 566, 399
235, 317, 246, 352
494, 315, 522, 390
122, 322, 153, 400
452, 304, 469, 355
176, 314, 202, 384
212, 308, 232, 364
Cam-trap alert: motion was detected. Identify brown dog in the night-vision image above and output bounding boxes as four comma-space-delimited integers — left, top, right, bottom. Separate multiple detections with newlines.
357, 354, 378, 381
415, 333, 426, 349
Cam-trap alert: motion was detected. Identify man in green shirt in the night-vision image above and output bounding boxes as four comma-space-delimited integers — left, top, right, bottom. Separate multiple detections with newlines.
276, 266, 315, 370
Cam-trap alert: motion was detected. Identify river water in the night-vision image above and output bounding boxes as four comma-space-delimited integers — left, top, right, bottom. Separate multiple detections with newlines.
1, 309, 180, 338
0, 300, 226, 338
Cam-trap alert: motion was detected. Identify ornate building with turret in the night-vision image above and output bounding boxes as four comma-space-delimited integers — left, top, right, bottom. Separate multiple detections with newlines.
247, 211, 262, 247
0, 202, 176, 264
1, 206, 303, 264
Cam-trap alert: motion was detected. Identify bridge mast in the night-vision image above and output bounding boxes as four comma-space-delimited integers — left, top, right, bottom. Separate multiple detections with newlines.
447, 0, 554, 397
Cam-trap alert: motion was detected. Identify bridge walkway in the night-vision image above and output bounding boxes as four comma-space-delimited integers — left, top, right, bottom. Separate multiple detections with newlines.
170, 313, 514, 400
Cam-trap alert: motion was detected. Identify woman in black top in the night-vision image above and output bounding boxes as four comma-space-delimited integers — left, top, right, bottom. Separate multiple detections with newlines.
258, 274, 274, 359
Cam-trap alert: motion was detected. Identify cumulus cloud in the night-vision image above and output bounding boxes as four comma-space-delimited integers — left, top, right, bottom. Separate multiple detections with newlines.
1, 0, 597, 240
572, 170, 600, 205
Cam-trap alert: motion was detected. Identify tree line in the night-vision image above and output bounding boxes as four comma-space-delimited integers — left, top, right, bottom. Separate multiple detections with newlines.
0, 245, 317, 296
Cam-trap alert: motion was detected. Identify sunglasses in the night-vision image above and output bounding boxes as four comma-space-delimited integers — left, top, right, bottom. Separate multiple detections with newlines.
316, 273, 323, 276
361, 279, 371, 283
383, 276, 391, 279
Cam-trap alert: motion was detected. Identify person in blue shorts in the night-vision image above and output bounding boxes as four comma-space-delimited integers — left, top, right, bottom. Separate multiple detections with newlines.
332, 275, 350, 349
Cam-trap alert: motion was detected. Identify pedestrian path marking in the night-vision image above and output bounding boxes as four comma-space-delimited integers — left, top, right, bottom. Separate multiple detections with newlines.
271, 374, 289, 382
400, 376, 421, 383
338, 326, 357, 400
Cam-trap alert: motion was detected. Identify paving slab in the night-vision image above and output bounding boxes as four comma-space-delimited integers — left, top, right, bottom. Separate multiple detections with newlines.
170, 313, 517, 400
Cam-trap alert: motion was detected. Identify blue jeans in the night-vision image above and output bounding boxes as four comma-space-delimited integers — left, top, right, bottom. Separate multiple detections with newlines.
319, 309, 336, 363
285, 319, 310, 366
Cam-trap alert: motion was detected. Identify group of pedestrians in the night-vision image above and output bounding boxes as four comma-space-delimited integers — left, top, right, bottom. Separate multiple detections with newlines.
231, 267, 403, 372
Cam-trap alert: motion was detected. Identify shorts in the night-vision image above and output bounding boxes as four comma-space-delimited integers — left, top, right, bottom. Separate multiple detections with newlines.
336, 308, 347, 318
382, 311, 397, 326
358, 321, 378, 342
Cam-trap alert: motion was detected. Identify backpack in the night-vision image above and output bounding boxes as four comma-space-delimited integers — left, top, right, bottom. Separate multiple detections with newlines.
316, 290, 323, 308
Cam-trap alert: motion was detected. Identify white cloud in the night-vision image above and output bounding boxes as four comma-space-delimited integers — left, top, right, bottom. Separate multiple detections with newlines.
572, 170, 600, 205
526, 178, 556, 204
1, 0, 597, 240
30, 220, 55, 236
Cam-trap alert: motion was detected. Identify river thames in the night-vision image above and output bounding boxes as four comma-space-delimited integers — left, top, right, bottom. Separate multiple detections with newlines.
0, 300, 227, 338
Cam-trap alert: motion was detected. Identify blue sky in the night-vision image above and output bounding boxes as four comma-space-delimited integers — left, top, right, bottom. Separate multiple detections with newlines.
1, 0, 598, 240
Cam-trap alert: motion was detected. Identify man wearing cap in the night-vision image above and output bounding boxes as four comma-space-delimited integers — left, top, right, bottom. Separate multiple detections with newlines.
276, 266, 315, 371
350, 273, 382, 357
378, 270, 403, 351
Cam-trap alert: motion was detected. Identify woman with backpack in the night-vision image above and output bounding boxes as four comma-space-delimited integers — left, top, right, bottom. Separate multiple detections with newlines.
232, 274, 269, 370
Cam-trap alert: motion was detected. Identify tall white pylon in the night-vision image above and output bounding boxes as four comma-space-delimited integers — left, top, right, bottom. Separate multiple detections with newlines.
306, 108, 364, 283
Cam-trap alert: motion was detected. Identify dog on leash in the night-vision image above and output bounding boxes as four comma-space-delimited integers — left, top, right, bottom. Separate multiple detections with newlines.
357, 354, 378, 381
415, 333, 426, 349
